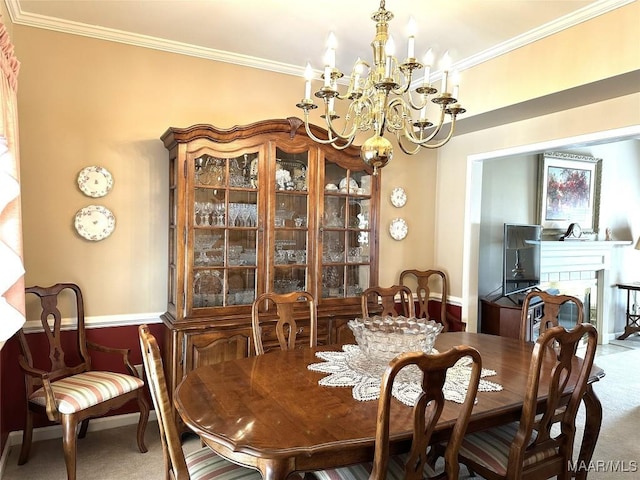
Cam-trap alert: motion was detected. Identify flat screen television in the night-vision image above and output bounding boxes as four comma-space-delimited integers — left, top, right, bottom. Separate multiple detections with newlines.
502, 223, 542, 297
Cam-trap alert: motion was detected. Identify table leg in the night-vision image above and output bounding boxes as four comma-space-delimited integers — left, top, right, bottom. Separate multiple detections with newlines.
574, 384, 602, 480
258, 458, 296, 480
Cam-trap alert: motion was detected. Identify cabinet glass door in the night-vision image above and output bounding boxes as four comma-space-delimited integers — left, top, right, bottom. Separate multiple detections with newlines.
322, 161, 372, 299
192, 152, 259, 309
273, 148, 309, 293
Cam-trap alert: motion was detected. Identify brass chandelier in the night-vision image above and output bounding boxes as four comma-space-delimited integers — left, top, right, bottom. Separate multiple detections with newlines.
296, 0, 465, 174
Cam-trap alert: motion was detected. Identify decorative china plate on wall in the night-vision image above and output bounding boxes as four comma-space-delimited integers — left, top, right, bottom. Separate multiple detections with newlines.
74, 205, 116, 241
390, 187, 407, 207
389, 218, 408, 240
77, 166, 114, 198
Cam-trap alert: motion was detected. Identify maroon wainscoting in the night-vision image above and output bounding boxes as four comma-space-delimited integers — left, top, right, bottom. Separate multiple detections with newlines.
0, 322, 167, 439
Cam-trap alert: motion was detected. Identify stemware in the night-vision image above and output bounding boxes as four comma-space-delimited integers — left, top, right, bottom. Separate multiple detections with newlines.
239, 204, 251, 227
249, 204, 258, 227
227, 203, 240, 227
213, 202, 225, 226
202, 202, 214, 226
194, 201, 203, 225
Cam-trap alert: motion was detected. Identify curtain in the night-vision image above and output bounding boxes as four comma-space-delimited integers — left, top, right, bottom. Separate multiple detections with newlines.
0, 17, 24, 348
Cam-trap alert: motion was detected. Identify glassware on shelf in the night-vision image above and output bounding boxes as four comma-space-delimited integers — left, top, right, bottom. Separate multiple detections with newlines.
227, 203, 240, 227
238, 204, 251, 227
194, 201, 203, 225
213, 202, 225, 226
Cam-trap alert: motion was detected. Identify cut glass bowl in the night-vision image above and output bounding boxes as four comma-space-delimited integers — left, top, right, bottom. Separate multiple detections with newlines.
348, 315, 443, 362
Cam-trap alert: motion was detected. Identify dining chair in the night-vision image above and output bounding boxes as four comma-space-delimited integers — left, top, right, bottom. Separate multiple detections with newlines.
138, 324, 262, 480
312, 345, 482, 480
519, 290, 584, 342
17, 283, 150, 480
251, 291, 317, 355
457, 323, 598, 480
360, 285, 415, 318
399, 269, 465, 332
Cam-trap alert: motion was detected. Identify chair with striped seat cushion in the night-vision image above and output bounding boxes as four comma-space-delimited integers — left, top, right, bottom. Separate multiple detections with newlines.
312, 346, 482, 480
458, 323, 598, 480
17, 283, 149, 480
139, 324, 262, 480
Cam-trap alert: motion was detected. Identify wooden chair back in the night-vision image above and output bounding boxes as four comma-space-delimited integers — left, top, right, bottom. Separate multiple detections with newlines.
20, 283, 92, 390
361, 285, 415, 318
139, 324, 190, 479
520, 290, 584, 342
510, 323, 598, 477
18, 283, 148, 480
400, 269, 460, 331
371, 346, 482, 480
251, 291, 317, 355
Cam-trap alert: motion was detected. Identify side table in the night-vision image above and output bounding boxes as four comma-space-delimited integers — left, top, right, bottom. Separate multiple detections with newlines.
616, 282, 640, 339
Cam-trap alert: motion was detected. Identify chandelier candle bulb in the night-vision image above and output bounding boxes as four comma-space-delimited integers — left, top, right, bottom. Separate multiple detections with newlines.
422, 49, 433, 86
326, 32, 337, 68
406, 17, 416, 59
385, 36, 395, 78
440, 51, 452, 93
304, 63, 313, 100
452, 71, 460, 99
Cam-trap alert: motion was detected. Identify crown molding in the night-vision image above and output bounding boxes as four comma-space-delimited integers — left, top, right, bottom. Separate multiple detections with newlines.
4, 0, 635, 79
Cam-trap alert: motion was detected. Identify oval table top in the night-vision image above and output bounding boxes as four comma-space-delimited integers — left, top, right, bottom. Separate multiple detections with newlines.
174, 331, 602, 480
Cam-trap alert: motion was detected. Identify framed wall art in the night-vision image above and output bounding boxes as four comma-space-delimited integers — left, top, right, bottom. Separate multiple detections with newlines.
537, 152, 602, 235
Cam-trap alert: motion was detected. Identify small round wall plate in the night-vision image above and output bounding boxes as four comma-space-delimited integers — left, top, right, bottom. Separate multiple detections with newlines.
74, 205, 116, 241
389, 218, 408, 240
390, 187, 407, 207
77, 166, 114, 198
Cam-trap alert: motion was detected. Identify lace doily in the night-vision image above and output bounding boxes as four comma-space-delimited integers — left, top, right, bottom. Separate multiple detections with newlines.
308, 344, 503, 406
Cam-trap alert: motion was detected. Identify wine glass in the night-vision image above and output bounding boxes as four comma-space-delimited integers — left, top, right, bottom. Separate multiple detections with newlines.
213, 202, 225, 226
227, 203, 239, 227
202, 202, 214, 226
249, 204, 258, 227
239, 204, 251, 227
194, 202, 203, 225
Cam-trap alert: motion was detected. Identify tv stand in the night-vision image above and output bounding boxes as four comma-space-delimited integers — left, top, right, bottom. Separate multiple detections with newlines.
480, 293, 544, 340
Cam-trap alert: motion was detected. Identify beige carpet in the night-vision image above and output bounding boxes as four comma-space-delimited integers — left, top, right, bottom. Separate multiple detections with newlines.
2, 339, 638, 479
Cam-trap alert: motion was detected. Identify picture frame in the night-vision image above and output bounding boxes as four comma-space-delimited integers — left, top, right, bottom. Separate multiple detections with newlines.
537, 152, 602, 234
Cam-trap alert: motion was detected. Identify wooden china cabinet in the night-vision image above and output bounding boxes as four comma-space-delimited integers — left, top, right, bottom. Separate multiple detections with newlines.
160, 118, 380, 414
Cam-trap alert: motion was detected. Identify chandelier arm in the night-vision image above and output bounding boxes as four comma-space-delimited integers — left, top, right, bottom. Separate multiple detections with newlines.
401, 105, 448, 144
417, 116, 458, 148
301, 113, 346, 146
322, 105, 360, 142
405, 88, 428, 111
396, 133, 422, 155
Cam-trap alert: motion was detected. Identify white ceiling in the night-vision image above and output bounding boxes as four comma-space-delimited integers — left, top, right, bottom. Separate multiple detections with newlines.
6, 0, 631, 80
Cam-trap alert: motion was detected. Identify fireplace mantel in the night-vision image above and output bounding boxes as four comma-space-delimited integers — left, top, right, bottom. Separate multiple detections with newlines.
541, 240, 631, 343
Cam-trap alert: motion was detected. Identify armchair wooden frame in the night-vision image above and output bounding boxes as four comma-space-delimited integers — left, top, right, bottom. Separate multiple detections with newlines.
18, 283, 149, 480
361, 285, 415, 319
251, 291, 317, 355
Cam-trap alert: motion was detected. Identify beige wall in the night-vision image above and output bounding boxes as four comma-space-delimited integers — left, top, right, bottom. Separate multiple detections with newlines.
12, 2, 640, 323
14, 25, 437, 320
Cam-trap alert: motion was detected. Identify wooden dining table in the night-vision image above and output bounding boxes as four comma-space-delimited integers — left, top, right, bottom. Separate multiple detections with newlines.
174, 332, 604, 480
